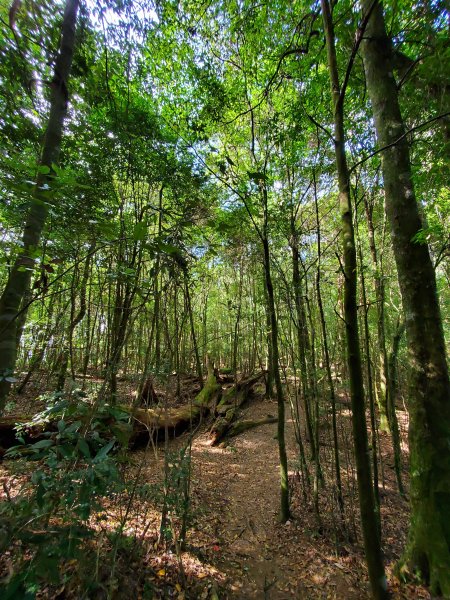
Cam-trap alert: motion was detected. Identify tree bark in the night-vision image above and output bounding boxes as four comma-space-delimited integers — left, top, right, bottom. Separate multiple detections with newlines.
321, 1, 387, 597
387, 318, 405, 496
0, 0, 79, 412
361, 1, 450, 594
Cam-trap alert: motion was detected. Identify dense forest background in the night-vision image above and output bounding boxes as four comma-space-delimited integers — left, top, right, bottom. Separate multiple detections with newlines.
0, 0, 449, 598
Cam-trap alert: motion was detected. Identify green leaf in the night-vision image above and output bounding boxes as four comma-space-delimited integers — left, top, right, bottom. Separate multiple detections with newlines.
65, 420, 82, 434
247, 171, 266, 182
158, 242, 180, 256
31, 439, 54, 450
94, 440, 115, 462
77, 438, 91, 458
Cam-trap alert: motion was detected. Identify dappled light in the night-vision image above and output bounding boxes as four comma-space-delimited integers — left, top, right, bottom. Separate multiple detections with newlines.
0, 0, 448, 597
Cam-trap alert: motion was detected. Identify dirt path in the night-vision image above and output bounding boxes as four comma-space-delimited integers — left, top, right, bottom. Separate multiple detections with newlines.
185, 398, 367, 599
135, 391, 421, 599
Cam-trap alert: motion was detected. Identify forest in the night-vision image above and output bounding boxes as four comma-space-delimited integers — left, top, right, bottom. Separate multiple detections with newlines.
0, 0, 449, 598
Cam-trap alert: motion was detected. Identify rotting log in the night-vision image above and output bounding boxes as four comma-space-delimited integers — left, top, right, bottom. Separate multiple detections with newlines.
210, 371, 265, 445
225, 416, 278, 440
128, 364, 222, 445
216, 371, 265, 410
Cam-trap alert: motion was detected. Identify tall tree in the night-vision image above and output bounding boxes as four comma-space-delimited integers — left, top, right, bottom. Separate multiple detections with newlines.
360, 0, 450, 595
0, 0, 79, 412
320, 0, 387, 597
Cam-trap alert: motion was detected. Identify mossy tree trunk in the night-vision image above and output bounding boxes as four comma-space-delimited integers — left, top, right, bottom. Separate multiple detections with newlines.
210, 371, 265, 444
321, 1, 388, 597
0, 0, 79, 413
361, 1, 450, 595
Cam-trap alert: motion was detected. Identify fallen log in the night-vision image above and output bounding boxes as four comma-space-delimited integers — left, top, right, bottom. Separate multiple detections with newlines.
128, 363, 222, 445
216, 371, 265, 410
210, 371, 265, 445
226, 416, 278, 440
1, 370, 266, 451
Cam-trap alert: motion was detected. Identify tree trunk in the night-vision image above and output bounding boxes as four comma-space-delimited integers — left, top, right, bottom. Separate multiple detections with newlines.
184, 275, 203, 388
291, 223, 317, 464
321, 1, 387, 597
0, 0, 79, 413
57, 243, 94, 391
262, 215, 290, 522
387, 318, 405, 496
313, 174, 343, 514
361, 1, 450, 594
358, 244, 381, 529
364, 194, 390, 432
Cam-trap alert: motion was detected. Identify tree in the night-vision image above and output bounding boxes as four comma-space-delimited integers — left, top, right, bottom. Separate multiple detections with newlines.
320, 0, 387, 597
360, 0, 450, 595
0, 0, 80, 412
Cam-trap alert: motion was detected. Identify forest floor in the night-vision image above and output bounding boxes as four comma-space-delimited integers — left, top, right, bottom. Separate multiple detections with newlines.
0, 377, 435, 599
133, 393, 431, 600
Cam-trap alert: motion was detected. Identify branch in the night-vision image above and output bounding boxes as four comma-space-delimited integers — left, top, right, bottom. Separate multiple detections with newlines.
349, 111, 450, 173
339, 0, 378, 106
305, 111, 334, 140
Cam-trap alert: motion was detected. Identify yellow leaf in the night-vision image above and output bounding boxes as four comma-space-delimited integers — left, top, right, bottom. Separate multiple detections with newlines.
175, 583, 182, 592
197, 572, 207, 579
157, 569, 166, 577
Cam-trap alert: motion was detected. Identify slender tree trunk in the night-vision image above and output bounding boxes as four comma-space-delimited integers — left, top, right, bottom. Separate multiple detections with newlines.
321, 1, 387, 597
364, 195, 390, 432
361, 1, 450, 594
387, 318, 405, 496
313, 174, 344, 514
291, 224, 316, 463
358, 244, 381, 528
184, 274, 203, 387
57, 243, 94, 391
232, 257, 244, 382
264, 278, 275, 398
153, 186, 164, 373
262, 234, 290, 522
0, 0, 79, 412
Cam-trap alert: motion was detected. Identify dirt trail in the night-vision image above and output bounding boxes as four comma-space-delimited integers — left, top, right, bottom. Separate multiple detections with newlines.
186, 397, 365, 599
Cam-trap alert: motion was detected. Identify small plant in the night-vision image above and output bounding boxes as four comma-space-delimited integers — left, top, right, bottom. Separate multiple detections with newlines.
0, 394, 132, 597
159, 444, 193, 549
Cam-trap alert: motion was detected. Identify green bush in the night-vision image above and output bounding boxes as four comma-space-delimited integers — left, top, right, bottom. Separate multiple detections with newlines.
0, 394, 132, 598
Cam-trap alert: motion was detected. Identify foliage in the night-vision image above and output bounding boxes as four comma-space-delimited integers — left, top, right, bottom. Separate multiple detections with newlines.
0, 395, 130, 597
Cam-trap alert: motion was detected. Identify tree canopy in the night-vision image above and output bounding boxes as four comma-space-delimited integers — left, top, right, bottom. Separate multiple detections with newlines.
0, 0, 448, 598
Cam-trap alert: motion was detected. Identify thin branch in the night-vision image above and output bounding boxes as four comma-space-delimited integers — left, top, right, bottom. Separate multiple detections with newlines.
339, 0, 378, 106
305, 111, 334, 140
349, 111, 450, 173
